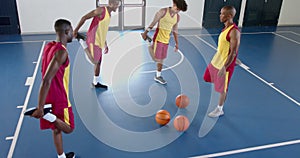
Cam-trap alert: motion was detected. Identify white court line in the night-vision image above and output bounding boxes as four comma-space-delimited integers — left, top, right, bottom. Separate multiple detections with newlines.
0, 39, 79, 45
140, 49, 185, 73
7, 41, 45, 158
195, 35, 300, 106
191, 32, 300, 158
181, 30, 293, 37
0, 40, 49, 44
190, 139, 300, 158
290, 31, 300, 36
272, 32, 300, 45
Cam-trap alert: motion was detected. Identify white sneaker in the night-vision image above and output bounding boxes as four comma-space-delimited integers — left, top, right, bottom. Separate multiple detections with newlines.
208, 107, 224, 118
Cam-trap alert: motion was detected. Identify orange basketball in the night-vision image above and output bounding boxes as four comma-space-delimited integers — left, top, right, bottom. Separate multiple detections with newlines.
155, 110, 171, 125
175, 94, 190, 108
173, 115, 190, 132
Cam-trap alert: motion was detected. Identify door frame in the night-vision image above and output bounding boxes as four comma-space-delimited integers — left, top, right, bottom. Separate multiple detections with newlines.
96, 0, 146, 31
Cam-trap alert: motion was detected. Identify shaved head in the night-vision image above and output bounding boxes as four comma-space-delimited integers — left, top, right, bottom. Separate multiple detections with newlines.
222, 5, 236, 17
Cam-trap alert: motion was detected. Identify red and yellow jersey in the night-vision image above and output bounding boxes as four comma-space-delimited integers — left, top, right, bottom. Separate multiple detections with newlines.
211, 24, 239, 70
153, 8, 179, 44
41, 41, 71, 107
87, 6, 110, 49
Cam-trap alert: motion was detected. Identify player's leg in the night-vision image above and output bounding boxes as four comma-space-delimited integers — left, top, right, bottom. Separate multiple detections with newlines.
53, 128, 75, 158
42, 105, 75, 158
93, 52, 108, 88
153, 42, 168, 84
208, 70, 231, 118
53, 118, 73, 134
53, 129, 64, 156
218, 92, 227, 107
43, 106, 74, 133
77, 34, 98, 65
148, 45, 156, 61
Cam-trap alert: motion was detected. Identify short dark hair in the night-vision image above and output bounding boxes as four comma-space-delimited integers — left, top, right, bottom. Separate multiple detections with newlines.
109, 0, 121, 4
173, 0, 188, 12
54, 19, 71, 33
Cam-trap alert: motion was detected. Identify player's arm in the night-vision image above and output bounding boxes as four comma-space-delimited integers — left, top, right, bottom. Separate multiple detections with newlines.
226, 29, 240, 68
32, 50, 68, 118
74, 7, 103, 37
172, 18, 179, 51
141, 8, 165, 40
219, 29, 240, 76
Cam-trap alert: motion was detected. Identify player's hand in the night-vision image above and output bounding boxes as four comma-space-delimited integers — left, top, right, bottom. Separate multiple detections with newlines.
31, 107, 43, 119
174, 45, 179, 52
141, 33, 147, 41
218, 67, 226, 77
104, 46, 109, 54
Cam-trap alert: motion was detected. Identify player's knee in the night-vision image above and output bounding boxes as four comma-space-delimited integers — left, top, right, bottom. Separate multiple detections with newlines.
64, 128, 74, 134
53, 128, 62, 135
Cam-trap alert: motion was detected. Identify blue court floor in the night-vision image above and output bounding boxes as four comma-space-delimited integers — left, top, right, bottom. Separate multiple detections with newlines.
1, 26, 300, 158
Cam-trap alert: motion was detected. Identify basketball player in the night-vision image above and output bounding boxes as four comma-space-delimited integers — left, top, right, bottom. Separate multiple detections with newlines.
30, 19, 75, 158
73, 0, 121, 89
141, 0, 188, 84
204, 6, 241, 117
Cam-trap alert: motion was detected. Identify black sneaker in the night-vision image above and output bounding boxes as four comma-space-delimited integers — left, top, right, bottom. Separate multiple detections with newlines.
24, 104, 52, 116
66, 152, 75, 158
93, 83, 108, 89
76, 32, 86, 41
154, 76, 167, 85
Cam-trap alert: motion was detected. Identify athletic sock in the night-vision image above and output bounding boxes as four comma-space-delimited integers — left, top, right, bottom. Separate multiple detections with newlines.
217, 105, 223, 111
79, 39, 88, 49
43, 113, 57, 123
58, 152, 66, 158
93, 76, 100, 85
156, 71, 161, 77
97, 75, 102, 83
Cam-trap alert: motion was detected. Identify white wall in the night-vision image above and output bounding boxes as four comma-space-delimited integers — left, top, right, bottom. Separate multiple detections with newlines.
16, 0, 95, 34
278, 0, 300, 26
145, 0, 203, 29
16, 0, 300, 34
17, 0, 203, 34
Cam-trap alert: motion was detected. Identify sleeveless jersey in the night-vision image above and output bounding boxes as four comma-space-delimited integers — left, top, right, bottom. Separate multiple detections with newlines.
211, 24, 239, 70
153, 8, 178, 44
42, 41, 71, 107
87, 6, 110, 49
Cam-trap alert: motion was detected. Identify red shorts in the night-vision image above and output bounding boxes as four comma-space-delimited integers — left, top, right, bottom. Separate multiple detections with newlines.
87, 42, 103, 63
203, 63, 234, 93
40, 103, 75, 130
153, 41, 168, 60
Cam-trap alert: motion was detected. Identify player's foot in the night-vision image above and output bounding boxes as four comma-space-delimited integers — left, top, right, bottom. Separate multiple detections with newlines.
208, 107, 224, 118
154, 76, 167, 85
76, 32, 86, 41
24, 104, 52, 116
93, 82, 108, 89
146, 35, 152, 43
66, 152, 75, 158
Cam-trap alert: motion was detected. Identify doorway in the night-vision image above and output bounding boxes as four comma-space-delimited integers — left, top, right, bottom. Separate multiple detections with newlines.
97, 0, 146, 31
243, 0, 283, 26
0, 0, 20, 34
203, 0, 242, 28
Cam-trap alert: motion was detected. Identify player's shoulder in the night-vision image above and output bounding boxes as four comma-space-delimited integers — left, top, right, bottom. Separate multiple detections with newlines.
158, 8, 168, 13
95, 6, 105, 15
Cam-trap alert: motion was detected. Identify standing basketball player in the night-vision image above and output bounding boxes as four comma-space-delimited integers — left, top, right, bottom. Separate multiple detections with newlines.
73, 0, 121, 88
204, 6, 241, 118
31, 19, 75, 158
141, 0, 187, 84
